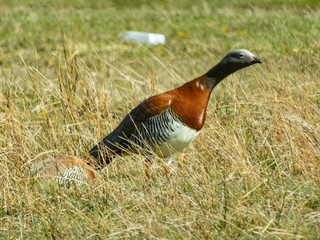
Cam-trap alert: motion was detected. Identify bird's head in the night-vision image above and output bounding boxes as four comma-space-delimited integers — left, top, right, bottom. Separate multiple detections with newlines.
205, 49, 262, 90
222, 49, 262, 68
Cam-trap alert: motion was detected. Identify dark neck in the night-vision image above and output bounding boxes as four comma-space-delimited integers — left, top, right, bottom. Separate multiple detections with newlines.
204, 59, 238, 91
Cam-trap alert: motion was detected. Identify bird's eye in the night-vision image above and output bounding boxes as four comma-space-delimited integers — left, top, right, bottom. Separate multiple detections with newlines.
239, 53, 245, 58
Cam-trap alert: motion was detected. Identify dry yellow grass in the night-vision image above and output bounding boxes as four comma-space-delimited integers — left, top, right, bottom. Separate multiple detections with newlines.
1, 0, 320, 239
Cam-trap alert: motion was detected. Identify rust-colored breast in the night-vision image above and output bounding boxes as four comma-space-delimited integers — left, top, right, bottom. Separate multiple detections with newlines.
144, 76, 211, 131
170, 76, 211, 131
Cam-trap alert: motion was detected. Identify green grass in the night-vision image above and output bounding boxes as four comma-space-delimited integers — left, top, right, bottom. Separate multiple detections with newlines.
1, 0, 320, 239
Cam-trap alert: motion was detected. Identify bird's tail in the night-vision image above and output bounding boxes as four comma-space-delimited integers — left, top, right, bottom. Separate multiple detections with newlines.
88, 142, 117, 168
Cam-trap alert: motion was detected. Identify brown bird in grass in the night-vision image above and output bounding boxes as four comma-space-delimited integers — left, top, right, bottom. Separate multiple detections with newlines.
88, 49, 262, 178
34, 156, 96, 184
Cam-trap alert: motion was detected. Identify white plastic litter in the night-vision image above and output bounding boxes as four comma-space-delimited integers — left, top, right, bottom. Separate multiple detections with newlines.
122, 31, 166, 45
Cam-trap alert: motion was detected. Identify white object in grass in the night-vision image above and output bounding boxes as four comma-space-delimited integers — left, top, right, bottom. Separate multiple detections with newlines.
122, 31, 165, 45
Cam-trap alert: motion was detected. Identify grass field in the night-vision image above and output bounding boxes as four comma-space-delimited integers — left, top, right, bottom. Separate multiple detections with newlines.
1, 0, 320, 239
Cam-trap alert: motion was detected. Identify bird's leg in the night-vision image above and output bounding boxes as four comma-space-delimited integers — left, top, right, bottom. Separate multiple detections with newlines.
164, 156, 173, 179
145, 159, 152, 180
164, 165, 170, 179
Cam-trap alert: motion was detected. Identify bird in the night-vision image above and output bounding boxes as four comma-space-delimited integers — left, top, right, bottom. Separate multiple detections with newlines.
32, 156, 96, 185
89, 49, 262, 178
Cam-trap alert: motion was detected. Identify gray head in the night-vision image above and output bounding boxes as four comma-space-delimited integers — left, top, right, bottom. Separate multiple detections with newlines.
222, 49, 262, 67
205, 49, 262, 90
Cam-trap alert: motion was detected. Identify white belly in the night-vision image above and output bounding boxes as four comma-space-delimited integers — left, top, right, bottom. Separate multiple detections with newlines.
155, 122, 200, 158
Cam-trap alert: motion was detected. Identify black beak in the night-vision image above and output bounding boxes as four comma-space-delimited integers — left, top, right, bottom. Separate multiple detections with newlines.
252, 56, 262, 64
